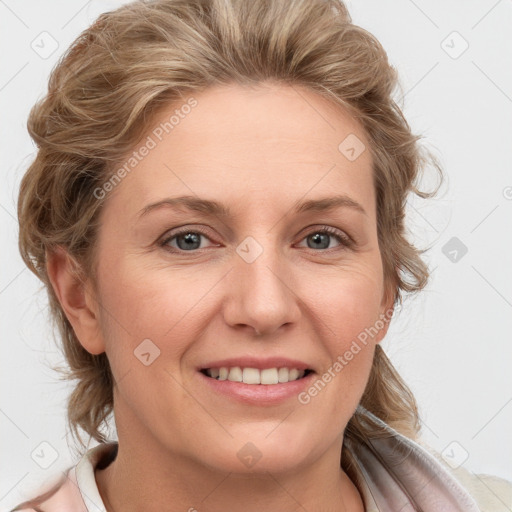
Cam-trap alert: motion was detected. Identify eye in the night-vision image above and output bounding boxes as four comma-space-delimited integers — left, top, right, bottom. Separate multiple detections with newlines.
296, 226, 353, 251
160, 227, 218, 252
159, 225, 353, 254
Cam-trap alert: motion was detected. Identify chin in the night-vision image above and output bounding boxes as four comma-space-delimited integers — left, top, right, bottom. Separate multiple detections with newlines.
194, 425, 325, 475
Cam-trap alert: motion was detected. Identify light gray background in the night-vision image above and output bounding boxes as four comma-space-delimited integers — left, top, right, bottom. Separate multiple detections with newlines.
1, 0, 511, 509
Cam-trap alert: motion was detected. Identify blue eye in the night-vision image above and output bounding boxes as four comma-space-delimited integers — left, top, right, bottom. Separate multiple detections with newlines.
159, 225, 353, 254
298, 227, 352, 250
161, 227, 215, 252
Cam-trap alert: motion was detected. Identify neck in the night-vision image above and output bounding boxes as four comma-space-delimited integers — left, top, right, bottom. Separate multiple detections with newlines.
95, 400, 365, 512
96, 440, 364, 512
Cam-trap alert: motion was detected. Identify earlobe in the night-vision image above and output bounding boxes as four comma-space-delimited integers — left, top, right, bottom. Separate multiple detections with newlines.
46, 246, 105, 355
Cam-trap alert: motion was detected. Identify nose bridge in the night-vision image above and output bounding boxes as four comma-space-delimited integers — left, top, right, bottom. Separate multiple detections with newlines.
224, 231, 300, 335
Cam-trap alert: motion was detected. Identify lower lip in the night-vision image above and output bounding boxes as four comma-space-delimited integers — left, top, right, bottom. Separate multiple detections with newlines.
198, 371, 316, 405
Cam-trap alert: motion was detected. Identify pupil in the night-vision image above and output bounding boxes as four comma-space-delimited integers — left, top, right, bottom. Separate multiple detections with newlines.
178, 232, 200, 250
309, 233, 328, 249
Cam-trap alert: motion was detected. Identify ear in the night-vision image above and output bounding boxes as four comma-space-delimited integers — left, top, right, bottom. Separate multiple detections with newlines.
374, 279, 397, 344
46, 246, 106, 355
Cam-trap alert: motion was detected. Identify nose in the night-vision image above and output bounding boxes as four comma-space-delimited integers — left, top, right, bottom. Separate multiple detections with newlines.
222, 240, 301, 337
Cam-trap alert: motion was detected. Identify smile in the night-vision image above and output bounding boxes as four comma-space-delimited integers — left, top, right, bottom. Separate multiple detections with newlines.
201, 367, 313, 384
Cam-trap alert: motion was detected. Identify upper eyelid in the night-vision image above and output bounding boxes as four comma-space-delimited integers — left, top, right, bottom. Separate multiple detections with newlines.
160, 225, 215, 242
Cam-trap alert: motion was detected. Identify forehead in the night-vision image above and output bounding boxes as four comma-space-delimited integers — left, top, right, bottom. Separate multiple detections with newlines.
102, 82, 375, 219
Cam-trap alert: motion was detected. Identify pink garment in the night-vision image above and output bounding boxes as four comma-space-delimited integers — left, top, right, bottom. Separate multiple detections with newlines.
10, 407, 512, 511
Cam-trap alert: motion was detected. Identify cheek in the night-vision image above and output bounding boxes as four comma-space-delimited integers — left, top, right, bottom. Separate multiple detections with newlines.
299, 262, 384, 404
306, 260, 385, 343
94, 254, 181, 367
95, 252, 223, 373
94, 256, 201, 432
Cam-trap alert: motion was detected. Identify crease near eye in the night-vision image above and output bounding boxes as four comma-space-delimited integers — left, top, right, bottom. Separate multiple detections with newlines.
158, 225, 355, 254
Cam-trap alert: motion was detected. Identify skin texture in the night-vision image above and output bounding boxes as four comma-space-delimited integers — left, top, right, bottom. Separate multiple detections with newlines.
48, 82, 394, 512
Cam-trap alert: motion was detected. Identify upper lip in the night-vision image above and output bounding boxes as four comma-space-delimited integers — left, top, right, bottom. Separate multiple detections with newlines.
198, 357, 314, 372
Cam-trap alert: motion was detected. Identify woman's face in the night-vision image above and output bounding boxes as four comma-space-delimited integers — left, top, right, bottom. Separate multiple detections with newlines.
87, 83, 393, 473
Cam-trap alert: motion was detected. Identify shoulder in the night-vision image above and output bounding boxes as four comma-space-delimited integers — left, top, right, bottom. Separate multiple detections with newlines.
349, 406, 511, 511
454, 470, 512, 512
417, 439, 512, 512
9, 442, 116, 512
9, 466, 88, 512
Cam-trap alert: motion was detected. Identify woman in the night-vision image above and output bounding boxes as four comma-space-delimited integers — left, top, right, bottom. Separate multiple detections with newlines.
12, 0, 511, 510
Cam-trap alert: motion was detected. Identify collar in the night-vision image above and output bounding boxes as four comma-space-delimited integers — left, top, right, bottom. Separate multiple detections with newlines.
346, 405, 481, 511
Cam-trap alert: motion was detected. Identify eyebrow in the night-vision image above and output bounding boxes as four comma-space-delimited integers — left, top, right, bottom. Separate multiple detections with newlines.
138, 194, 367, 219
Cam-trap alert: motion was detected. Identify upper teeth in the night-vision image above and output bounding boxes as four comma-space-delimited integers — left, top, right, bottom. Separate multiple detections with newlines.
205, 367, 306, 384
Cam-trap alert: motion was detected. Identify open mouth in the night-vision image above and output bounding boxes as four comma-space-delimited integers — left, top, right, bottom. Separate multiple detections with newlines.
200, 367, 314, 385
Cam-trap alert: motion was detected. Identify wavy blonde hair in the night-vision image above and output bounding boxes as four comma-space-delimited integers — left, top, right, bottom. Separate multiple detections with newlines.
17, 0, 441, 483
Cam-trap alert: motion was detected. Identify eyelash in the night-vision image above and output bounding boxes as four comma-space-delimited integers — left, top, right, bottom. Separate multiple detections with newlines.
159, 225, 354, 254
